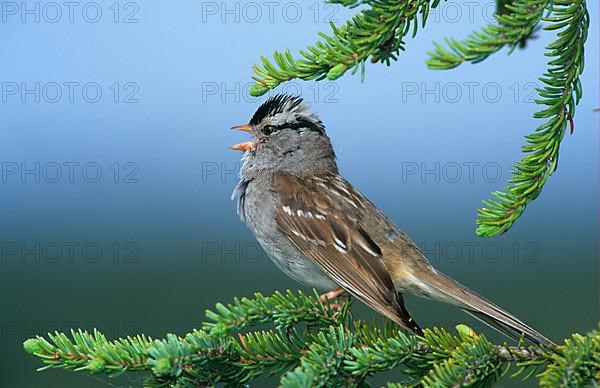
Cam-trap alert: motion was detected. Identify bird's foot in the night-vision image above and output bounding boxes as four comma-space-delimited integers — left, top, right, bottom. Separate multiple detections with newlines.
319, 288, 348, 311
319, 287, 346, 302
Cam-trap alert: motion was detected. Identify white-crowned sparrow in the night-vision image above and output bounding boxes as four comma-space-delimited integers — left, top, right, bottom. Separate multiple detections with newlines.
231, 94, 553, 346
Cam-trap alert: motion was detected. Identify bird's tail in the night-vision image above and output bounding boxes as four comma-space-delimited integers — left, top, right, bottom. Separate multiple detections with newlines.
419, 270, 555, 347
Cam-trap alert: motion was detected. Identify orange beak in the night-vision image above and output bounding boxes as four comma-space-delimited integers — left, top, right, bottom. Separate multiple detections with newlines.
230, 141, 253, 152
231, 124, 252, 133
230, 124, 254, 152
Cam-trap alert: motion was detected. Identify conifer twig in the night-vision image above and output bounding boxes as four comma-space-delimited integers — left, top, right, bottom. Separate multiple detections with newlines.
248, 0, 590, 237
23, 291, 600, 386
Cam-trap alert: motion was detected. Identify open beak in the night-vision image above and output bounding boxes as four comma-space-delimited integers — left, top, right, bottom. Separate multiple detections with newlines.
231, 124, 252, 133
230, 124, 254, 152
230, 141, 253, 151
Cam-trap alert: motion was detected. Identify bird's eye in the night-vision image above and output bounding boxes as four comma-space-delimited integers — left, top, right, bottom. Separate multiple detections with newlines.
262, 125, 277, 136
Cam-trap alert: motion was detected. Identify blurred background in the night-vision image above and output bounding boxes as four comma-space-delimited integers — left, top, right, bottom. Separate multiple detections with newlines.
0, 1, 597, 386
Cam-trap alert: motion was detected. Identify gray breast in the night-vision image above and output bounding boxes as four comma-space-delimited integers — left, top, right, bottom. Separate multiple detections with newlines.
232, 175, 337, 290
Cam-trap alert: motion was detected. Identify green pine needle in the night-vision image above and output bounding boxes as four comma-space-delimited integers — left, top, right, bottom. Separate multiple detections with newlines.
247, 0, 589, 237
23, 291, 599, 386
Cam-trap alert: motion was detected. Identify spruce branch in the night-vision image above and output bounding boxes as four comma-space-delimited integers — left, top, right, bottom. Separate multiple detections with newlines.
426, 0, 589, 236
248, 0, 442, 97
345, 323, 429, 378
474, 0, 589, 236
22, 329, 152, 375
146, 330, 243, 385
249, 0, 590, 237
421, 334, 504, 386
539, 332, 600, 386
23, 291, 600, 386
280, 326, 357, 387
203, 290, 350, 335
426, 0, 548, 69
237, 328, 307, 382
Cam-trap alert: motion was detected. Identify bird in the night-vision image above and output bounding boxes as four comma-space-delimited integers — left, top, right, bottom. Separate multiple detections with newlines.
230, 93, 554, 346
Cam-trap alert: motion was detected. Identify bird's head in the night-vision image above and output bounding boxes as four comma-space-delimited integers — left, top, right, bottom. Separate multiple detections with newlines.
231, 94, 337, 176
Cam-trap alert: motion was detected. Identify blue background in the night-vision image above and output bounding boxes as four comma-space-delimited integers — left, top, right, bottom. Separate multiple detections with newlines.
0, 1, 598, 386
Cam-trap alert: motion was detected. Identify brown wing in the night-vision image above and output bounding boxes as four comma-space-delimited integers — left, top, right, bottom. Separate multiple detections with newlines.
274, 172, 421, 334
